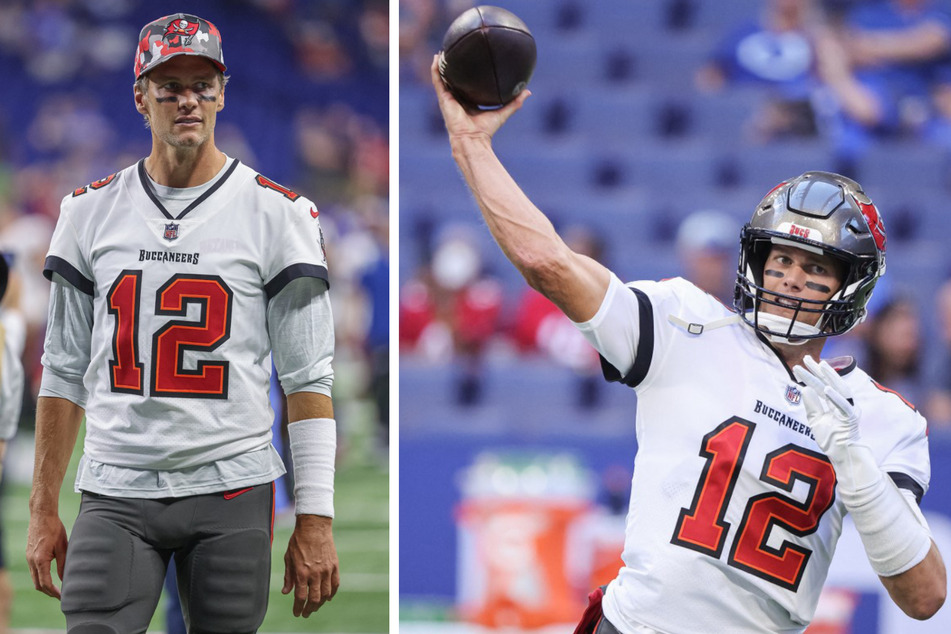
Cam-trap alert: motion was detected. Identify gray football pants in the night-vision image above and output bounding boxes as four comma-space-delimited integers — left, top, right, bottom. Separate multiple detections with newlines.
61, 484, 274, 634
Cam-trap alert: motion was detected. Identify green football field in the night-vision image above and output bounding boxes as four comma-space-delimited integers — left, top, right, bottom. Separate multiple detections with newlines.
1, 411, 389, 633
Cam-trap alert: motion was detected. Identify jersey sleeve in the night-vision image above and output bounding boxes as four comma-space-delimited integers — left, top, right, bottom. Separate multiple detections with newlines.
856, 376, 932, 503
43, 195, 94, 295
574, 274, 724, 389
267, 276, 334, 396
572, 272, 643, 382
38, 275, 94, 407
880, 408, 931, 503
262, 194, 329, 300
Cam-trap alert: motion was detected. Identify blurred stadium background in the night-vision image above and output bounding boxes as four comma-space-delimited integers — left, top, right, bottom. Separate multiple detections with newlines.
0, 0, 388, 632
400, 0, 951, 632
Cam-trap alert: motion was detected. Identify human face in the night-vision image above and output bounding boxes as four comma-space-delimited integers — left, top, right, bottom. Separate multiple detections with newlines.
134, 55, 224, 150
760, 244, 843, 326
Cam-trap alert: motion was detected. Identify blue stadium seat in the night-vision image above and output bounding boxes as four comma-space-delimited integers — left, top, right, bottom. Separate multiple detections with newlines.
528, 32, 602, 90
724, 141, 836, 192
688, 87, 768, 142
569, 87, 660, 147
618, 140, 722, 191
497, 143, 596, 198
691, 0, 762, 31
400, 84, 442, 140
493, 0, 562, 33
586, 1, 666, 39
627, 32, 717, 94
856, 142, 949, 192
480, 359, 636, 433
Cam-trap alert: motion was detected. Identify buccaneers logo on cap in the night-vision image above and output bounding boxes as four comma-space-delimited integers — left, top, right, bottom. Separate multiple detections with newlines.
164, 18, 200, 47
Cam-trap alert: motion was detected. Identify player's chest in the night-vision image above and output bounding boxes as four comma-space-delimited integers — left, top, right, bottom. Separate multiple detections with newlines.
659, 384, 840, 593
86, 213, 266, 298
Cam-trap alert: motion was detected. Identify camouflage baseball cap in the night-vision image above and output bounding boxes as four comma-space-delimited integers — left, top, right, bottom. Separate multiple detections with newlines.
134, 13, 227, 79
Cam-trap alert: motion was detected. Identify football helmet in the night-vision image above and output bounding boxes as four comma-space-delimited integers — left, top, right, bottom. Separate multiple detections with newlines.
733, 171, 886, 341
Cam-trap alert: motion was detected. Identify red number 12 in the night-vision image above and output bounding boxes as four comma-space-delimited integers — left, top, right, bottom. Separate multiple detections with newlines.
671, 418, 837, 590
108, 270, 233, 399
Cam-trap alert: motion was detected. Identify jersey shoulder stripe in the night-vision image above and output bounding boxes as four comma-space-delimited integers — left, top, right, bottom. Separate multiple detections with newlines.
600, 285, 654, 388
888, 471, 925, 504
44, 255, 94, 295
870, 378, 917, 411
264, 263, 329, 299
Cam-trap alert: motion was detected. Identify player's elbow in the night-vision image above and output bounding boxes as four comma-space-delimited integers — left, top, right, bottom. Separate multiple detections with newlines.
517, 250, 567, 295
901, 583, 946, 620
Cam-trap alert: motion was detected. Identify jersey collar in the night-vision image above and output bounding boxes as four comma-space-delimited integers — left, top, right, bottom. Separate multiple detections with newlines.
137, 158, 240, 220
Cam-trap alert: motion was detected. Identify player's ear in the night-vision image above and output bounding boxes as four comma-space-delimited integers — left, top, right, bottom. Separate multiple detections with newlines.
133, 81, 148, 116
217, 85, 225, 112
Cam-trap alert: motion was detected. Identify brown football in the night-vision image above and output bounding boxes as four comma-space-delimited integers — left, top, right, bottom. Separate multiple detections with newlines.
438, 5, 537, 108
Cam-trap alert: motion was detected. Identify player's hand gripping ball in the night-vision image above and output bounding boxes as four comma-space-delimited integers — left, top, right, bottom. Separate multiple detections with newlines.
438, 5, 537, 109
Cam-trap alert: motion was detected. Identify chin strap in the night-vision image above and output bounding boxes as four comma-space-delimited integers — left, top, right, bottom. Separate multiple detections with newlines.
754, 311, 822, 345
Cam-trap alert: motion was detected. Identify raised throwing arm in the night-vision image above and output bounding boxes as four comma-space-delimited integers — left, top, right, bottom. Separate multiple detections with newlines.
432, 56, 610, 323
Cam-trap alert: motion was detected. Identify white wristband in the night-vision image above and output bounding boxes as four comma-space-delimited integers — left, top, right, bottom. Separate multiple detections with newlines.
287, 417, 336, 517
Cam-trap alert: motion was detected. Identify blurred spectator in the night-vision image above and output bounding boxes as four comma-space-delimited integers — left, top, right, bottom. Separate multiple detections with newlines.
399, 0, 440, 83
511, 226, 605, 408
399, 0, 475, 84
695, 0, 825, 141
814, 0, 951, 167
925, 279, 951, 428
399, 226, 503, 405
0, 253, 25, 634
294, 104, 389, 209
675, 210, 738, 303
859, 295, 924, 409
350, 198, 390, 454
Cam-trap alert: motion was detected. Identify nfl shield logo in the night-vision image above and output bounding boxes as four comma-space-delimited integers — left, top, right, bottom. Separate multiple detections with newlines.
164, 223, 179, 241
785, 385, 802, 405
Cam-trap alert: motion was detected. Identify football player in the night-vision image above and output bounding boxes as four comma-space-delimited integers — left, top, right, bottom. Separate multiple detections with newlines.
0, 253, 25, 633
26, 14, 338, 631
431, 56, 946, 633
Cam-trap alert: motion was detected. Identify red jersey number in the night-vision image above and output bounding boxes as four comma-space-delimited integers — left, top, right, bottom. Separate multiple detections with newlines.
671, 418, 837, 591
107, 271, 233, 398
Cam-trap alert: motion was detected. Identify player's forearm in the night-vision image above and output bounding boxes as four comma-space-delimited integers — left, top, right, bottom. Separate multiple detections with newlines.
450, 135, 609, 321
286, 392, 335, 518
286, 391, 333, 423
859, 23, 950, 64
451, 134, 566, 274
29, 396, 84, 514
880, 541, 947, 620
813, 30, 884, 126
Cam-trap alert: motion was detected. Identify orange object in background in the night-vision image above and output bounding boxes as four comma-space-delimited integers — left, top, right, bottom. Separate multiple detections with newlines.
455, 452, 597, 629
804, 588, 860, 634
456, 499, 589, 629
587, 530, 625, 591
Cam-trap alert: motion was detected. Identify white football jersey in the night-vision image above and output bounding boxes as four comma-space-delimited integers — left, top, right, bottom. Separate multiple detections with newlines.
581, 277, 929, 634
44, 158, 329, 471
0, 309, 25, 440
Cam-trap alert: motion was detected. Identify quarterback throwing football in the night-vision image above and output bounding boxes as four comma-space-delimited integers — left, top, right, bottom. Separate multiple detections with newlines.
26, 14, 339, 632
432, 56, 945, 633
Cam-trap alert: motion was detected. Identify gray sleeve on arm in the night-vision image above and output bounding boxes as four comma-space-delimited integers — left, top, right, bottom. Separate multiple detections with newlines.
38, 277, 93, 407
268, 276, 335, 396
